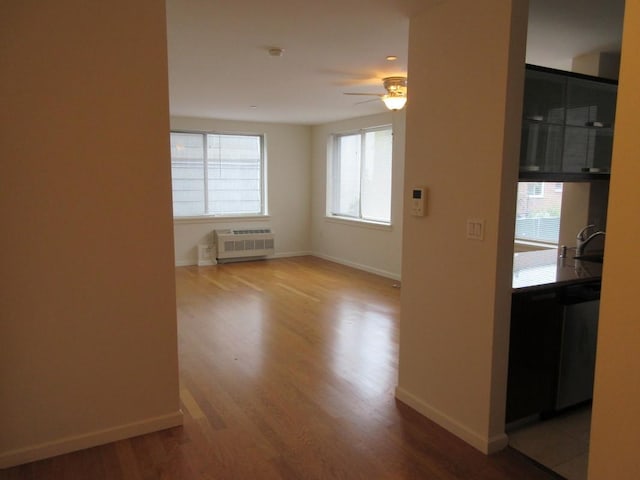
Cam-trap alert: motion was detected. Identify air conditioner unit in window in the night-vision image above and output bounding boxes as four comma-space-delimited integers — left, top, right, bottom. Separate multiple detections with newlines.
213, 229, 275, 263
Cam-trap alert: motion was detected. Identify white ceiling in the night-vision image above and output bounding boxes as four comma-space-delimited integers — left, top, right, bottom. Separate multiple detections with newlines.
166, 0, 625, 126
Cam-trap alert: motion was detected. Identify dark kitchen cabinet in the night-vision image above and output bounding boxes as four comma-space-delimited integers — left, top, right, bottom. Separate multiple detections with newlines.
519, 65, 617, 179
520, 69, 566, 173
563, 77, 617, 173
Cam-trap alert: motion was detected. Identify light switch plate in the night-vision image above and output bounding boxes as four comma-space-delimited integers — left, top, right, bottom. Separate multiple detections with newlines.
466, 218, 485, 241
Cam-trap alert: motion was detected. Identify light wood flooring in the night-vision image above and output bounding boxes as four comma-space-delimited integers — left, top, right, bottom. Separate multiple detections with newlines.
0, 256, 558, 479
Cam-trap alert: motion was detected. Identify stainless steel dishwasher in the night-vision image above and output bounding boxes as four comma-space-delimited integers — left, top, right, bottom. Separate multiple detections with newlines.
556, 282, 600, 410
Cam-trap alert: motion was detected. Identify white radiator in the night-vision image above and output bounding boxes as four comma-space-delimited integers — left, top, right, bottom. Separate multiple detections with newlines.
214, 228, 275, 262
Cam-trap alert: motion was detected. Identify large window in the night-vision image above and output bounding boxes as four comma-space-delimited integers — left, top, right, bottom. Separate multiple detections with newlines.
328, 126, 393, 224
515, 182, 563, 244
170, 132, 265, 217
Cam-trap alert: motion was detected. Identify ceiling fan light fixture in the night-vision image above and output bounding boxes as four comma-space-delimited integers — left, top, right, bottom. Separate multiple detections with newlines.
343, 75, 407, 110
381, 76, 407, 110
382, 94, 407, 110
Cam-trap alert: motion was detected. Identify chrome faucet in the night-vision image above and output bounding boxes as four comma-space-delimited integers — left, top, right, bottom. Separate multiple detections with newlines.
576, 224, 606, 256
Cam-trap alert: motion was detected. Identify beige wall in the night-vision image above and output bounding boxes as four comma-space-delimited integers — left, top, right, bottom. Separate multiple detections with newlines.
396, 0, 528, 453
572, 51, 621, 80
170, 117, 312, 265
0, 0, 181, 467
172, 113, 405, 277
589, 0, 640, 477
558, 183, 591, 247
311, 112, 405, 279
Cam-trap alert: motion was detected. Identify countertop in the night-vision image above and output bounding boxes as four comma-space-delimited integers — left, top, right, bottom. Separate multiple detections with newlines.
512, 248, 603, 292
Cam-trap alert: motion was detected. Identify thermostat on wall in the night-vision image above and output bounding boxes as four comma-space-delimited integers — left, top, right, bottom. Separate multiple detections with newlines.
411, 187, 427, 216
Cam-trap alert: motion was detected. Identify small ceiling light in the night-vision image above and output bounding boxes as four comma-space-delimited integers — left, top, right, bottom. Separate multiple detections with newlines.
268, 47, 284, 57
386, 55, 398, 61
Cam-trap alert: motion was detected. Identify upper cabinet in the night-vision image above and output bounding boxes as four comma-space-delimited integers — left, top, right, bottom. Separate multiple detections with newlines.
519, 65, 617, 179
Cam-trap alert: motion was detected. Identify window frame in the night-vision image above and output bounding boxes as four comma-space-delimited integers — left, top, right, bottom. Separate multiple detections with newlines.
170, 130, 267, 219
326, 125, 393, 226
515, 181, 563, 246
527, 182, 545, 198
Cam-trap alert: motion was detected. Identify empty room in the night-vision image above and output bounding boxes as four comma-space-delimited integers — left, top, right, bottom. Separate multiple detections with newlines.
2, 1, 639, 479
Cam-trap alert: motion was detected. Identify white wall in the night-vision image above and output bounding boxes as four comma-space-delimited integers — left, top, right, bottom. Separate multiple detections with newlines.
396, 0, 527, 454
310, 112, 406, 280
0, 0, 181, 467
172, 112, 405, 280
170, 117, 312, 265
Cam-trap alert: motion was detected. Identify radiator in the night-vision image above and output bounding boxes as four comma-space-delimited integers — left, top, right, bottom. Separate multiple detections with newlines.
214, 228, 275, 262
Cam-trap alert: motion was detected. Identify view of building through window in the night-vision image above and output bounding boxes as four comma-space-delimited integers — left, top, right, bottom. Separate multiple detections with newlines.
515, 182, 563, 244
170, 132, 264, 217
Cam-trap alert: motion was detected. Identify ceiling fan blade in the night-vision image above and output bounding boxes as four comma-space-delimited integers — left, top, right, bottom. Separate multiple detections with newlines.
354, 98, 381, 105
344, 92, 384, 96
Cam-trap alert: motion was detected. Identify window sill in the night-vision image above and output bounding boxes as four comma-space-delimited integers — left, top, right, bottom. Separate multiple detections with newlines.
514, 239, 557, 252
174, 215, 271, 225
325, 216, 392, 231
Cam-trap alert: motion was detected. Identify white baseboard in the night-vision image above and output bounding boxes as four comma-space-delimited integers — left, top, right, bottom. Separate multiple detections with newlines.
271, 251, 312, 259
0, 410, 183, 469
175, 259, 194, 266
312, 253, 401, 281
175, 251, 311, 267
197, 258, 217, 266
175, 251, 402, 283
395, 387, 508, 455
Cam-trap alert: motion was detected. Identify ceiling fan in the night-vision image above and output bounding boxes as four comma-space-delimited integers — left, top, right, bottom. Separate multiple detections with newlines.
344, 76, 408, 110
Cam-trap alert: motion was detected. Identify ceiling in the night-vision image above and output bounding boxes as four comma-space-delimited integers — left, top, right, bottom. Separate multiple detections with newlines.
165, 0, 625, 126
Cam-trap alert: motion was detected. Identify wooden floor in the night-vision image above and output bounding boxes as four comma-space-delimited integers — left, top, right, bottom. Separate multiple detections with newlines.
1, 256, 556, 479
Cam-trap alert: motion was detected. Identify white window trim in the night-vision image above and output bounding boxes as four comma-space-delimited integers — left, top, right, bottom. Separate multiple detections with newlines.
326, 124, 393, 226
324, 215, 393, 231
514, 238, 558, 249
173, 215, 271, 225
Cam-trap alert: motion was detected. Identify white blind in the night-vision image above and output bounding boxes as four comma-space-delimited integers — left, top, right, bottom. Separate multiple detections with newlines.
170, 132, 263, 217
361, 129, 392, 223
171, 133, 205, 217
332, 133, 361, 218
330, 126, 392, 223
207, 134, 262, 215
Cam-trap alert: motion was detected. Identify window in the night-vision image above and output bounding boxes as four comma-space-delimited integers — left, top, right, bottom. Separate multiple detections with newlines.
527, 182, 544, 197
328, 126, 392, 224
170, 132, 265, 217
515, 182, 563, 244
